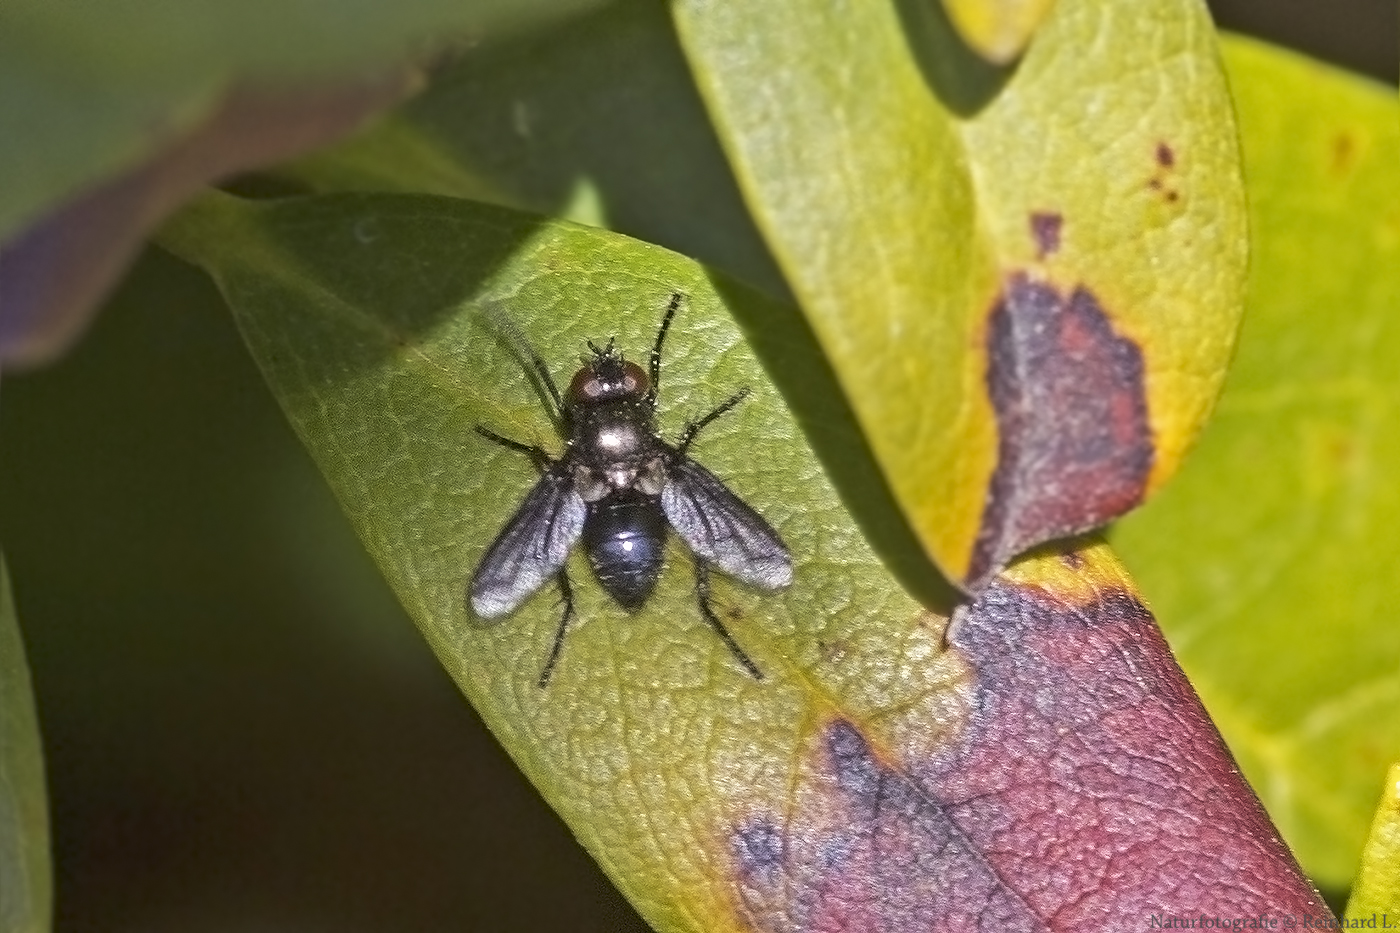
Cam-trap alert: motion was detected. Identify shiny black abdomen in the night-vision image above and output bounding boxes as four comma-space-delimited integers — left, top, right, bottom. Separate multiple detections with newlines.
583, 489, 668, 611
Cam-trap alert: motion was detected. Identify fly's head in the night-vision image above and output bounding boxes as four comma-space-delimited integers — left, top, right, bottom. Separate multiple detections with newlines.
566, 337, 652, 412
563, 335, 664, 495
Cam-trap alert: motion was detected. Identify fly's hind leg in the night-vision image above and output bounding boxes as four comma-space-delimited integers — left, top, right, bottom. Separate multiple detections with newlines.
695, 562, 763, 680
537, 569, 576, 688
476, 424, 570, 687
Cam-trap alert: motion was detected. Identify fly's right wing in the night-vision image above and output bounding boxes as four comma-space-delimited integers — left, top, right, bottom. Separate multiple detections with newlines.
661, 458, 792, 590
470, 468, 586, 619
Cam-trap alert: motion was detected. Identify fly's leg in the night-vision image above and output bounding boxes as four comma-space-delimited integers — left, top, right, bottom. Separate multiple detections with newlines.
476, 425, 574, 685
537, 569, 576, 688
482, 306, 565, 419
646, 292, 684, 407
676, 388, 750, 456
476, 426, 554, 472
695, 562, 763, 680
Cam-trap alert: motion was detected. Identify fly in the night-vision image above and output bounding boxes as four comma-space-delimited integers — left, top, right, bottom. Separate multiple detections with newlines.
469, 292, 792, 687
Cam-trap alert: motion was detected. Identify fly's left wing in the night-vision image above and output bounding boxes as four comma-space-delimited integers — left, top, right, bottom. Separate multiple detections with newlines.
470, 467, 586, 619
661, 458, 792, 590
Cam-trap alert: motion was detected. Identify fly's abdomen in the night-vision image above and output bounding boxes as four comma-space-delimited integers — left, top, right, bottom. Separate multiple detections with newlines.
583, 490, 667, 611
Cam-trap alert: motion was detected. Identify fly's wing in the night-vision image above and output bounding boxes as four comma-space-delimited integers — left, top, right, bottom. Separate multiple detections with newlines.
470, 469, 586, 619
661, 458, 792, 590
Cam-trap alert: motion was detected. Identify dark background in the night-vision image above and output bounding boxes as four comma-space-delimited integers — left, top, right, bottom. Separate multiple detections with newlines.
1, 2, 1393, 931
1211, 0, 1395, 82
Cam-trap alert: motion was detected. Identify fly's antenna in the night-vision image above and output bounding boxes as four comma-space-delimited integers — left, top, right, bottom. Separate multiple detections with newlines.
481, 302, 564, 422
586, 337, 618, 361
648, 292, 684, 405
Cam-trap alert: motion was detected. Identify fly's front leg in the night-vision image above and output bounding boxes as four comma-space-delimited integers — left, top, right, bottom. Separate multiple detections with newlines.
646, 292, 684, 407
676, 388, 750, 456
538, 569, 576, 688
695, 562, 763, 680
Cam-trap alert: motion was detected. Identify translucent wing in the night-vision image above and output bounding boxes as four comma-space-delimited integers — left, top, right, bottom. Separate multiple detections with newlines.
470, 469, 586, 619
661, 458, 792, 589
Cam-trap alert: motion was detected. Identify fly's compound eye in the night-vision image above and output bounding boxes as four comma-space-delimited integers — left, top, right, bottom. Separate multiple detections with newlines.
569, 359, 650, 403
568, 367, 607, 402
620, 360, 648, 395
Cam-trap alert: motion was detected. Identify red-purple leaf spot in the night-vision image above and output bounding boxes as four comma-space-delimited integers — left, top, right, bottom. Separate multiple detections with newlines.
1148, 142, 1180, 203
730, 720, 1045, 931
1029, 212, 1063, 260
932, 572, 1328, 925
726, 561, 1330, 931
968, 276, 1153, 586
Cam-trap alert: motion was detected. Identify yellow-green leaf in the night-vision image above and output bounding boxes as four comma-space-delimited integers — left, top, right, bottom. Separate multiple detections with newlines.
941, 0, 1059, 64
1346, 764, 1400, 921
674, 0, 1246, 589
1112, 37, 1400, 889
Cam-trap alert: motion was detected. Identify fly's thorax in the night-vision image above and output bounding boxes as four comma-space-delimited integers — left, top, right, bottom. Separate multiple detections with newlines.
570, 399, 657, 455
564, 394, 667, 502
571, 454, 666, 502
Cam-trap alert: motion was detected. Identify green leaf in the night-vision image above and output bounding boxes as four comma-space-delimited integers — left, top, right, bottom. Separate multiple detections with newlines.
0, 557, 51, 933
279, 0, 789, 299
1111, 37, 1400, 888
1346, 764, 1400, 920
160, 189, 941, 929
0, 0, 604, 242
675, 0, 1246, 588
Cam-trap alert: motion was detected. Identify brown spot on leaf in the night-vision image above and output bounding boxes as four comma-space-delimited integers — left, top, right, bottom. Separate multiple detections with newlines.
1331, 131, 1358, 176
1059, 550, 1084, 570
968, 275, 1153, 585
1029, 211, 1062, 259
727, 579, 1330, 929
1146, 176, 1179, 202
1146, 144, 1180, 202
